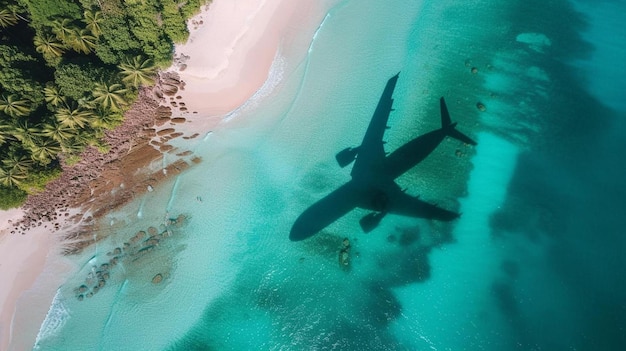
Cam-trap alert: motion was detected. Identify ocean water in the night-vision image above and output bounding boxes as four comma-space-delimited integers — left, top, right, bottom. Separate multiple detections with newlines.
32, 0, 626, 350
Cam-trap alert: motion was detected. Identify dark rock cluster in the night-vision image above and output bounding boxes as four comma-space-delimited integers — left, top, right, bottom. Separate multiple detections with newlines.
73, 214, 187, 301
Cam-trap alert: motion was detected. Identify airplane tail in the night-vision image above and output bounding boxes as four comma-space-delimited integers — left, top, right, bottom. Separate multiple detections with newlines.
440, 97, 477, 145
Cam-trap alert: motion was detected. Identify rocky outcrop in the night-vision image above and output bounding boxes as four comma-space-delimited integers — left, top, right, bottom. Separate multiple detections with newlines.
15, 88, 168, 243
159, 71, 182, 96
339, 237, 351, 267
152, 274, 163, 284
73, 214, 187, 301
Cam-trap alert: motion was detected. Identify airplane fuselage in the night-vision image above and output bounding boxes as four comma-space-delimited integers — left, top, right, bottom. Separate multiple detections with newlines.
383, 128, 449, 180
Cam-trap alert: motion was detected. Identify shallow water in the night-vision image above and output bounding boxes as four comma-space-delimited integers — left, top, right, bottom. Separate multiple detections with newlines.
33, 0, 626, 350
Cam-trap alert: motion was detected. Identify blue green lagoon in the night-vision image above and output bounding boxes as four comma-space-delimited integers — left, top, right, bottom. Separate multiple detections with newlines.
33, 0, 626, 350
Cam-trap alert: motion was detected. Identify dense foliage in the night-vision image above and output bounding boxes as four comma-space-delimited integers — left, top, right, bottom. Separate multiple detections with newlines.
0, 0, 207, 209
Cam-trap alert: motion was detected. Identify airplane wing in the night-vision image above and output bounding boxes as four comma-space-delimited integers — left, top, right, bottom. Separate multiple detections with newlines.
388, 186, 459, 221
350, 73, 400, 179
359, 182, 459, 222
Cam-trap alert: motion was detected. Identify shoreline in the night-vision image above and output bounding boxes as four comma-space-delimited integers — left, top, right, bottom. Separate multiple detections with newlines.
0, 0, 332, 348
164, 0, 329, 136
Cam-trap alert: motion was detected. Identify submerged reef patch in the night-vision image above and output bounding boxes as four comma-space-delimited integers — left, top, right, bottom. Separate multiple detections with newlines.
72, 214, 188, 301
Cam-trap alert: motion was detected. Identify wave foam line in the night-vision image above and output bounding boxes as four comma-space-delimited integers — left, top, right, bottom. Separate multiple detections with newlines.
33, 289, 70, 349
223, 49, 286, 122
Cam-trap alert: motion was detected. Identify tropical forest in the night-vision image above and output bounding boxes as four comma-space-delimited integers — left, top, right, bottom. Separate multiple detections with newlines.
0, 0, 206, 209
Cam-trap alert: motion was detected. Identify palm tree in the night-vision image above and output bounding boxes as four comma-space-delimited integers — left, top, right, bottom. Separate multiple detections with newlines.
66, 28, 97, 54
2, 153, 33, 173
0, 166, 26, 187
83, 10, 103, 37
92, 83, 128, 111
28, 137, 61, 165
0, 9, 18, 28
55, 106, 92, 129
44, 85, 66, 107
51, 18, 75, 41
119, 56, 157, 87
34, 32, 65, 58
12, 120, 39, 147
0, 121, 11, 145
91, 108, 124, 129
39, 121, 76, 143
60, 136, 86, 155
0, 94, 30, 117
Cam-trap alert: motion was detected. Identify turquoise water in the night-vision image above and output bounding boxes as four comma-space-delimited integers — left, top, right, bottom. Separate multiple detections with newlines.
33, 0, 626, 350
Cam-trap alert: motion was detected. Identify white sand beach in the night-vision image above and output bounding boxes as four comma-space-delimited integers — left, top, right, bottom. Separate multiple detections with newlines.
0, 209, 49, 349
165, 0, 328, 134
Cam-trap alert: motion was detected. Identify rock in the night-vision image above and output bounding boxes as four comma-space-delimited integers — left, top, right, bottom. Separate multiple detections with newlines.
342, 238, 350, 249
136, 245, 155, 255
160, 71, 181, 86
152, 273, 163, 284
148, 227, 158, 236
339, 250, 350, 266
78, 285, 88, 293
153, 86, 164, 99
144, 238, 159, 246
476, 102, 486, 112
339, 238, 351, 267
175, 214, 186, 227
77, 294, 84, 301
162, 84, 178, 96
159, 144, 174, 152
160, 72, 182, 96
157, 128, 176, 136
471, 67, 478, 74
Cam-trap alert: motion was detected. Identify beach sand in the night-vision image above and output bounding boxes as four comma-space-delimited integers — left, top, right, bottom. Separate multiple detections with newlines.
0, 209, 66, 350
163, 0, 327, 135
0, 0, 329, 349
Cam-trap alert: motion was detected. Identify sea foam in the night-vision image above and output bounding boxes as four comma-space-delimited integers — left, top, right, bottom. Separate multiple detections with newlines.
224, 50, 286, 122
33, 290, 69, 348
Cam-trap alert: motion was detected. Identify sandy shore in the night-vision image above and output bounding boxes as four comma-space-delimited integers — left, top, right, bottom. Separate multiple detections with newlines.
0, 0, 330, 348
164, 0, 329, 135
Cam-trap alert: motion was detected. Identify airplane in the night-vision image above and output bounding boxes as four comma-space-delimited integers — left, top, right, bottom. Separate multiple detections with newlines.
289, 73, 477, 241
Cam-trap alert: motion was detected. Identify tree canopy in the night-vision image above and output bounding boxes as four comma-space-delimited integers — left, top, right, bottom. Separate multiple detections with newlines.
0, 0, 209, 208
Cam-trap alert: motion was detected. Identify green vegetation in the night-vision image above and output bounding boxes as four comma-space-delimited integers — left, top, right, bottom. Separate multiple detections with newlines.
0, 0, 208, 208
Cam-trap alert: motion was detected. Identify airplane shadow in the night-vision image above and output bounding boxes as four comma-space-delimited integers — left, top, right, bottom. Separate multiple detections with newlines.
290, 73, 476, 241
